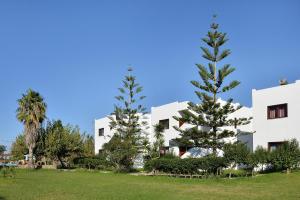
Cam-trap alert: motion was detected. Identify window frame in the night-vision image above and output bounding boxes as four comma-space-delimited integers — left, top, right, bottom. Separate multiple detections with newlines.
98, 128, 104, 136
159, 119, 170, 130
267, 103, 288, 120
268, 141, 285, 151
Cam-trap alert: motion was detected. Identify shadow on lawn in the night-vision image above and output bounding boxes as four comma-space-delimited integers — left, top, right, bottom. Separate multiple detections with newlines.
0, 196, 6, 200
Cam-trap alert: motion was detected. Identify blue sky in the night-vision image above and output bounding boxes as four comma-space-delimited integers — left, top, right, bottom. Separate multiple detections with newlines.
0, 0, 299, 149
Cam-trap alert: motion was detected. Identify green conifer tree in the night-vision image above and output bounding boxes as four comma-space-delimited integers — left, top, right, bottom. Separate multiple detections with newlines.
174, 16, 251, 155
104, 68, 148, 171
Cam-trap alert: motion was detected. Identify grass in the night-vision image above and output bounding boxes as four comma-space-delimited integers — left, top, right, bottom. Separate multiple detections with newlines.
0, 169, 300, 200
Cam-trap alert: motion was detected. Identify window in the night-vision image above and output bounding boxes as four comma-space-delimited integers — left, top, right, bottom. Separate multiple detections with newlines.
267, 104, 288, 119
98, 128, 104, 136
159, 147, 169, 156
178, 110, 186, 127
268, 141, 285, 151
159, 119, 169, 129
179, 120, 185, 127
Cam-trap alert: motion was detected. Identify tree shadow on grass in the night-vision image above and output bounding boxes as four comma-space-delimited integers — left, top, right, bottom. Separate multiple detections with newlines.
0, 196, 6, 200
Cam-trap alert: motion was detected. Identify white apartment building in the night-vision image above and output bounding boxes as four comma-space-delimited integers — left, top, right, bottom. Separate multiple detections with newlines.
95, 100, 252, 156
94, 114, 151, 155
94, 80, 300, 156
252, 80, 300, 151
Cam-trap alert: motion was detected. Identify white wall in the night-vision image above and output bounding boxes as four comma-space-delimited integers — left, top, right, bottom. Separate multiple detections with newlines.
252, 80, 300, 150
150, 101, 190, 147
94, 114, 151, 154
94, 117, 112, 154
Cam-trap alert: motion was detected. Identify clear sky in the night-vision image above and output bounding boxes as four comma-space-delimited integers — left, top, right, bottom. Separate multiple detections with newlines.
0, 0, 299, 149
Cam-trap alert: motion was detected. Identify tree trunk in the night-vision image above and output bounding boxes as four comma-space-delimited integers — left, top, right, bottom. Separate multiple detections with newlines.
28, 146, 34, 169
58, 156, 66, 169
286, 168, 291, 174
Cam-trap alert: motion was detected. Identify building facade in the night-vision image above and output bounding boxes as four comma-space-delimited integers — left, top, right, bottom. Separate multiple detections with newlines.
95, 100, 252, 156
252, 80, 300, 151
95, 80, 300, 156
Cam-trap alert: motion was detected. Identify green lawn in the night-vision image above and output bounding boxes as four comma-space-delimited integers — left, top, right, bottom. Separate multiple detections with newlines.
0, 169, 300, 200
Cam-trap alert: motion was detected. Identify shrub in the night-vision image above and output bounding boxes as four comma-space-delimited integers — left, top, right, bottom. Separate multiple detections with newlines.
144, 156, 226, 175
73, 156, 112, 170
223, 142, 250, 178
269, 139, 300, 173
246, 146, 270, 176
223, 142, 250, 167
1, 167, 16, 178
160, 152, 178, 159
222, 169, 247, 178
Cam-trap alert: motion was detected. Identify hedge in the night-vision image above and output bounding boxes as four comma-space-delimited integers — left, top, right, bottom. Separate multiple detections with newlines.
144, 156, 226, 175
73, 156, 112, 170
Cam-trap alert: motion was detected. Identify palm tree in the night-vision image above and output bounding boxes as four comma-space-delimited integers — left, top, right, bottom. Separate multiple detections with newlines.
16, 89, 47, 168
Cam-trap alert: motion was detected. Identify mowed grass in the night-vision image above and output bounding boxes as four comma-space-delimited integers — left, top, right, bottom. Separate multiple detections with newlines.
0, 169, 300, 200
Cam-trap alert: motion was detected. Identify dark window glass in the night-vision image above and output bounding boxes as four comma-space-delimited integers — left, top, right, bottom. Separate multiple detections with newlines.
159, 147, 169, 156
98, 128, 104, 136
159, 119, 169, 129
267, 104, 288, 119
268, 141, 285, 151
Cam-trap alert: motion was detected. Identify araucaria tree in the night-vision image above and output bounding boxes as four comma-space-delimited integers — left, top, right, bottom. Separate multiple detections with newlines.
151, 124, 165, 158
16, 89, 47, 168
174, 17, 250, 155
104, 68, 148, 171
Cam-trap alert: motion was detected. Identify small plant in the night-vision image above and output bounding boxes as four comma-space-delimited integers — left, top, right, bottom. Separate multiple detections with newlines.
222, 169, 247, 178
1, 167, 16, 178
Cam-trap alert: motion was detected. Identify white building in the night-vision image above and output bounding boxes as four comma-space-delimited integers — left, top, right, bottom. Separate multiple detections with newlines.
95, 80, 300, 156
252, 80, 300, 151
95, 100, 252, 156
94, 114, 151, 155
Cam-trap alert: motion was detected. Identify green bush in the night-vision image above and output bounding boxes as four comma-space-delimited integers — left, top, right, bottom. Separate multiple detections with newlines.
269, 139, 300, 173
1, 167, 16, 178
223, 142, 250, 167
222, 169, 247, 178
144, 156, 226, 175
73, 156, 112, 170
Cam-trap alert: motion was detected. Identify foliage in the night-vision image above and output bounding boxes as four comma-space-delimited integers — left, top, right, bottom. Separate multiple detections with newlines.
223, 142, 250, 166
223, 142, 250, 178
33, 128, 47, 161
269, 139, 300, 173
16, 89, 47, 168
173, 17, 251, 155
222, 169, 248, 178
73, 155, 112, 170
103, 135, 136, 172
152, 124, 165, 158
104, 68, 148, 171
0, 167, 16, 178
82, 134, 95, 157
247, 146, 269, 175
0, 145, 6, 155
144, 156, 226, 175
10, 134, 28, 161
45, 120, 83, 168
160, 152, 178, 159
144, 124, 165, 160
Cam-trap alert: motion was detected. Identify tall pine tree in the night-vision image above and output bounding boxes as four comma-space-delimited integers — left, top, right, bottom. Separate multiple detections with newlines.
104, 68, 148, 171
174, 16, 251, 155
